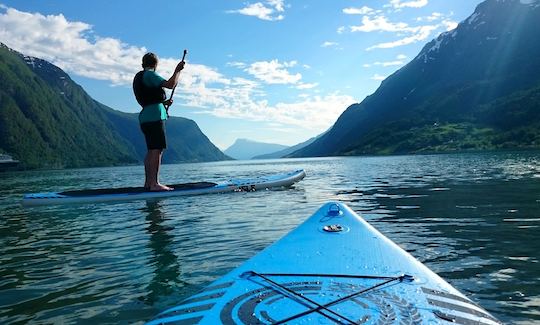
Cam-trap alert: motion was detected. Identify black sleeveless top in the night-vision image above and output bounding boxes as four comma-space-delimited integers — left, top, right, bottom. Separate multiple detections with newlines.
132, 70, 166, 107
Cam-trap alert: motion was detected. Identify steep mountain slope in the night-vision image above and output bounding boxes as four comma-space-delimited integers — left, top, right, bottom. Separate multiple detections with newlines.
224, 139, 289, 160
292, 0, 540, 157
0, 44, 229, 168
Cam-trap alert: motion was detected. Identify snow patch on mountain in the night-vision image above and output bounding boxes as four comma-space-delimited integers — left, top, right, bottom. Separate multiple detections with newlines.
467, 12, 481, 25
515, 0, 540, 7
428, 36, 444, 53
23, 56, 35, 67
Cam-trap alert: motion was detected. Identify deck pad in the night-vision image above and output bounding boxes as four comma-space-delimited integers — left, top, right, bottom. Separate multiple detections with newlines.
58, 182, 218, 196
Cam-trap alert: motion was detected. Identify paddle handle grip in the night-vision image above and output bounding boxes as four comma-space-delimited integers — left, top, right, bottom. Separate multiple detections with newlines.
181, 49, 187, 62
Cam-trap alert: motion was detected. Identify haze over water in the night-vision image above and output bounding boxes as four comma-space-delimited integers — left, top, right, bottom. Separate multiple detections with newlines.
1, 151, 539, 324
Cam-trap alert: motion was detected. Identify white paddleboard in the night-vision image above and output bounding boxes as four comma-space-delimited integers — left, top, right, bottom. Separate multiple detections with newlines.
22, 169, 306, 206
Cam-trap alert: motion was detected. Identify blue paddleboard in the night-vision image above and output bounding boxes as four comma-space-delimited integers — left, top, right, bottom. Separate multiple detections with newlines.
148, 202, 500, 324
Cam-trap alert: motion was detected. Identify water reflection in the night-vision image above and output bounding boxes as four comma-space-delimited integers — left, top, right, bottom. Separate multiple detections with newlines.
141, 200, 184, 305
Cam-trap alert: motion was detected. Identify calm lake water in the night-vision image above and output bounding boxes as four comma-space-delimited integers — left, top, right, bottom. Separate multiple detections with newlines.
1, 152, 539, 324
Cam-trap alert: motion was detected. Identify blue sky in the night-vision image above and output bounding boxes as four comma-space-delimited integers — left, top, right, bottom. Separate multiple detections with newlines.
0, 0, 484, 149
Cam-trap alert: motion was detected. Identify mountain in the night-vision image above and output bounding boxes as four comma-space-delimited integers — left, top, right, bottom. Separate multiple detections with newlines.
253, 133, 323, 159
291, 0, 540, 157
0, 43, 229, 169
224, 139, 289, 160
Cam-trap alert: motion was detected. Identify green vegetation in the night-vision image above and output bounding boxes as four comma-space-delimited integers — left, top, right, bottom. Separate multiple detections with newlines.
0, 44, 229, 169
342, 85, 540, 156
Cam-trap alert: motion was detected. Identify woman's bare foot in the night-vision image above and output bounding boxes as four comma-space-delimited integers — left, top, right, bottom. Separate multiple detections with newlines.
149, 184, 173, 192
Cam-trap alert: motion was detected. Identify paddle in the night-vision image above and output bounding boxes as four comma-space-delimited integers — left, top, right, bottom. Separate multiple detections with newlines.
165, 49, 187, 116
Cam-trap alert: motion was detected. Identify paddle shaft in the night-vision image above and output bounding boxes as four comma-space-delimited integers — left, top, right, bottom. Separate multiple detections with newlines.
165, 49, 187, 114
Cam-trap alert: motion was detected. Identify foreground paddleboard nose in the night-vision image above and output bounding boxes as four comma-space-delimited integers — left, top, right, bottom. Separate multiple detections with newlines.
147, 201, 501, 325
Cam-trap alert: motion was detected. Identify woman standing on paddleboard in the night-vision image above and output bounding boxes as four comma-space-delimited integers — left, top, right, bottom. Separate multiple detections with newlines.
133, 52, 185, 192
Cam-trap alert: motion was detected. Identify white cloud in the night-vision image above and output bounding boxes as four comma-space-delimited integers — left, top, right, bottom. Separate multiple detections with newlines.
207, 92, 357, 130
442, 20, 458, 31
378, 60, 404, 67
350, 15, 409, 33
337, 26, 346, 34
283, 60, 297, 68
228, 0, 286, 21
226, 61, 247, 68
343, 6, 374, 15
366, 24, 438, 50
371, 74, 387, 81
175, 70, 354, 131
416, 12, 457, 31
172, 62, 231, 89
388, 0, 429, 9
321, 41, 338, 48
348, 11, 451, 51
267, 0, 285, 12
180, 82, 253, 112
363, 54, 408, 68
416, 12, 443, 22
245, 59, 302, 84
0, 5, 354, 134
296, 82, 318, 89
0, 7, 145, 85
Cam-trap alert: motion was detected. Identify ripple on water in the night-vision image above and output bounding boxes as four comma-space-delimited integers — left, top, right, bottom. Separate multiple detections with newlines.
1, 152, 540, 324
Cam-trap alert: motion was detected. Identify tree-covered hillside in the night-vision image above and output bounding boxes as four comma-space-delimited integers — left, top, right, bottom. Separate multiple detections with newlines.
291, 0, 540, 157
0, 44, 229, 169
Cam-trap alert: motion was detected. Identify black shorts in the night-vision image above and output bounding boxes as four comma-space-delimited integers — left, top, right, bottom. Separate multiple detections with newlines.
140, 120, 167, 150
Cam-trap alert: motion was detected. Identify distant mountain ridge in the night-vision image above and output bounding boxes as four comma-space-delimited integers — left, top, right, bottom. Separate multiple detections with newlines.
224, 139, 289, 160
253, 133, 323, 159
291, 0, 540, 157
0, 43, 229, 169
